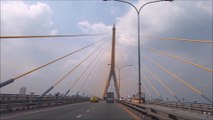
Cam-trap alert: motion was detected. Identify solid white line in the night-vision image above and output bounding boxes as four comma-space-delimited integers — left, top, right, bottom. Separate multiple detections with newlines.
76, 114, 82, 118
86, 110, 90, 112
117, 103, 141, 120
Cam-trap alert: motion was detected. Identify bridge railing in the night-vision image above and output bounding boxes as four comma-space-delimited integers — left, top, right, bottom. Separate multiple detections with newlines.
119, 100, 213, 120
146, 101, 213, 114
0, 94, 89, 112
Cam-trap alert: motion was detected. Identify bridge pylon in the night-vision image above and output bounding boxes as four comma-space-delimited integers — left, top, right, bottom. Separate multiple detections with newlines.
102, 24, 120, 99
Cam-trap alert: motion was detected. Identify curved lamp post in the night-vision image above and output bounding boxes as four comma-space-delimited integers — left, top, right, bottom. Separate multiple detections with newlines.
108, 64, 132, 99
104, 0, 174, 103
116, 64, 132, 98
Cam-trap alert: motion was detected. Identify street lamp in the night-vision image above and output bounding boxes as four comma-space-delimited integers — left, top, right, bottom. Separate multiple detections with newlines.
104, 0, 174, 104
108, 64, 132, 99
116, 65, 132, 98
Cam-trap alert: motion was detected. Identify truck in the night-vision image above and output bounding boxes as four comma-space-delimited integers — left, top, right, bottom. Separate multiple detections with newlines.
106, 92, 114, 103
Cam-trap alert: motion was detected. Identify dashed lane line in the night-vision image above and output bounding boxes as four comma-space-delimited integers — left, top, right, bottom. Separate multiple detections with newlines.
0, 102, 89, 120
76, 114, 82, 118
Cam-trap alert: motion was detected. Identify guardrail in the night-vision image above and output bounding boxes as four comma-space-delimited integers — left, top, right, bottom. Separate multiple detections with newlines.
0, 94, 89, 112
146, 101, 213, 114
119, 100, 213, 120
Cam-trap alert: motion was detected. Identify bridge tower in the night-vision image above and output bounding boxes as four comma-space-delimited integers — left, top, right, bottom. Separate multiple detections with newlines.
103, 24, 120, 99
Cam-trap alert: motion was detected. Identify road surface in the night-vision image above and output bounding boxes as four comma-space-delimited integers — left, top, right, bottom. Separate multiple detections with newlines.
0, 101, 139, 120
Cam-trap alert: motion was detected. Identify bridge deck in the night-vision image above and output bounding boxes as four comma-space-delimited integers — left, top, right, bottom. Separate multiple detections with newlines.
0, 101, 138, 120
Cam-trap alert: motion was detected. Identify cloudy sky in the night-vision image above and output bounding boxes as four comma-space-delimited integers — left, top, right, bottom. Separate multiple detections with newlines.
1, 0, 212, 103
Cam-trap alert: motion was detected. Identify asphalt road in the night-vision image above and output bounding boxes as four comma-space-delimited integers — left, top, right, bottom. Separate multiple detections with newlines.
0, 101, 138, 120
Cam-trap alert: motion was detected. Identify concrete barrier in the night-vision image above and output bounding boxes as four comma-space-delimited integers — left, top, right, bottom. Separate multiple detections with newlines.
119, 100, 213, 120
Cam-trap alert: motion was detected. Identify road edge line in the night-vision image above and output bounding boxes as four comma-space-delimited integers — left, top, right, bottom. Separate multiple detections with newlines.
117, 102, 141, 120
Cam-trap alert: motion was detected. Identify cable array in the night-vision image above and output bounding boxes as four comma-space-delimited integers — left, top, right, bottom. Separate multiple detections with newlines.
118, 35, 212, 102
143, 55, 212, 103
143, 64, 180, 101
64, 42, 109, 96
0, 37, 106, 88
40, 41, 107, 97
143, 36, 213, 44
144, 45, 213, 72
0, 34, 105, 39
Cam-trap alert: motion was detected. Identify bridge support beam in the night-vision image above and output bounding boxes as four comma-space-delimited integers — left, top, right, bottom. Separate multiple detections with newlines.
103, 25, 120, 99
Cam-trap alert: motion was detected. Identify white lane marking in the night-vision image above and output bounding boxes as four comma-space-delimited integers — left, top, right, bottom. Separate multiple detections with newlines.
0, 108, 56, 120
1, 102, 89, 120
76, 114, 82, 118
86, 110, 90, 112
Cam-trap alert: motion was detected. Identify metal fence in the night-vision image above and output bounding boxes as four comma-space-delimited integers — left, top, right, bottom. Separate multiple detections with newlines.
119, 100, 213, 120
0, 94, 89, 112
146, 101, 213, 114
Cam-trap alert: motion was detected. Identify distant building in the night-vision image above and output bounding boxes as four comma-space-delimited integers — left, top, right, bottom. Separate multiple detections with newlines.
19, 87, 26, 95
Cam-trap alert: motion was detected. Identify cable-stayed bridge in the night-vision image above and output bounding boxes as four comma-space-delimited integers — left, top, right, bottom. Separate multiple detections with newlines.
0, 24, 212, 120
